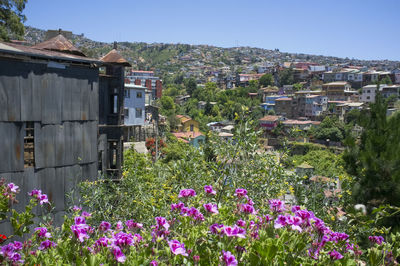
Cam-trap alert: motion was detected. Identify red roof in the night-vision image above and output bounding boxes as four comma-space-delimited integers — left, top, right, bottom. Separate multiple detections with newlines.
100, 49, 131, 66
32, 34, 85, 56
259, 115, 280, 122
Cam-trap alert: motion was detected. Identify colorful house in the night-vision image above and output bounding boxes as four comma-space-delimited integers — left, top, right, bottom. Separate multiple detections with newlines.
176, 115, 200, 132
172, 132, 205, 148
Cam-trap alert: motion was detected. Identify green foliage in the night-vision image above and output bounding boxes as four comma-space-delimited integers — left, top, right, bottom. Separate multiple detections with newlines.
259, 73, 274, 87
310, 116, 346, 142
0, 0, 27, 41
379, 75, 393, 85
343, 93, 400, 219
278, 68, 294, 86
185, 77, 197, 96
160, 96, 175, 114
293, 83, 304, 91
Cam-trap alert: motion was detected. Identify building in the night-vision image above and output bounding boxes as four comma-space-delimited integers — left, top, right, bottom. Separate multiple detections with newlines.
259, 115, 281, 131
176, 115, 200, 132
381, 85, 400, 101
236, 73, 264, 87
275, 98, 293, 118
124, 84, 146, 126
172, 132, 205, 148
359, 84, 380, 103
0, 34, 100, 232
322, 82, 357, 101
261, 95, 289, 112
98, 43, 131, 179
126, 70, 163, 99
305, 95, 328, 117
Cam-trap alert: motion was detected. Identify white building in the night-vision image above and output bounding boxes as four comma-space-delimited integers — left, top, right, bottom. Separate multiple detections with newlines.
359, 84, 387, 103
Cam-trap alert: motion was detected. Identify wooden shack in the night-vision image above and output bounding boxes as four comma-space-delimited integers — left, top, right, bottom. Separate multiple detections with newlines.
0, 35, 100, 234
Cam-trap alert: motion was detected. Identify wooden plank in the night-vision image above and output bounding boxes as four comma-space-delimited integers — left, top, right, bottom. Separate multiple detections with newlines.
31, 72, 43, 121
20, 72, 34, 121
70, 78, 81, 121
89, 80, 99, 121
63, 122, 73, 166
90, 121, 98, 163
38, 167, 65, 212
61, 77, 72, 122
80, 79, 89, 121
64, 164, 82, 204
6, 75, 21, 122
42, 73, 62, 124
9, 123, 24, 171
0, 75, 8, 121
81, 122, 90, 164
34, 122, 44, 168
72, 122, 83, 164
55, 124, 65, 166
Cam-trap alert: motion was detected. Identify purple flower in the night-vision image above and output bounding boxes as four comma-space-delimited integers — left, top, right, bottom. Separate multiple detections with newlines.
369, 236, 384, 245
330, 232, 349, 242
220, 250, 238, 266
168, 239, 188, 256
236, 219, 246, 227
74, 216, 86, 225
11, 241, 22, 251
178, 189, 196, 198
171, 202, 185, 211
99, 221, 111, 232
286, 215, 303, 232
125, 220, 143, 230
82, 211, 92, 217
328, 250, 343, 260
29, 189, 49, 205
71, 223, 91, 242
150, 260, 158, 266
0, 243, 14, 257
238, 203, 256, 214
274, 215, 288, 229
291, 205, 301, 213
7, 183, 19, 193
116, 221, 124, 231
95, 237, 110, 248
203, 203, 219, 214
269, 199, 285, 213
38, 240, 56, 250
193, 255, 200, 262
113, 232, 134, 247
234, 188, 247, 198
112, 246, 126, 263
308, 247, 320, 260
155, 217, 170, 230
9, 252, 23, 263
35, 227, 51, 238
210, 223, 225, 235
223, 225, 246, 238
187, 207, 205, 221
204, 185, 216, 195
72, 205, 82, 212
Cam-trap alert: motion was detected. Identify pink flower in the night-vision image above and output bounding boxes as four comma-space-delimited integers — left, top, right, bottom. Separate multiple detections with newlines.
38, 240, 56, 250
168, 240, 188, 256
203, 203, 219, 214
7, 183, 19, 193
286, 216, 303, 232
193, 255, 200, 262
29, 189, 49, 205
204, 185, 216, 195
236, 219, 246, 227
99, 221, 111, 232
328, 250, 343, 260
72, 206, 82, 212
125, 220, 143, 230
223, 225, 246, 238
150, 260, 158, 266
291, 205, 301, 213
155, 217, 170, 230
95, 237, 110, 248
82, 211, 92, 217
116, 221, 124, 230
234, 188, 247, 198
269, 199, 285, 213
112, 246, 126, 263
171, 202, 185, 211
220, 250, 238, 266
187, 207, 205, 221
238, 203, 256, 214
178, 189, 196, 198
74, 216, 86, 225
274, 215, 288, 229
35, 227, 51, 238
210, 223, 225, 235
369, 236, 384, 245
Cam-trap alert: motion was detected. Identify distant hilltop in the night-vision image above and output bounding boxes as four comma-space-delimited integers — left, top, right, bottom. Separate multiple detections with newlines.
23, 26, 399, 80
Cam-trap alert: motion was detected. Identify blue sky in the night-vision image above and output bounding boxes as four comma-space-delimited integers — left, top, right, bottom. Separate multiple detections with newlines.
24, 0, 400, 61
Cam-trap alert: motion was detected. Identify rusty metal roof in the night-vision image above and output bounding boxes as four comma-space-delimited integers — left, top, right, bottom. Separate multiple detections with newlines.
32, 34, 86, 56
0, 41, 100, 64
100, 48, 131, 66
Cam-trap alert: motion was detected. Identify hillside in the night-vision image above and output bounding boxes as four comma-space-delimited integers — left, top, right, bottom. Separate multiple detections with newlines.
24, 26, 399, 84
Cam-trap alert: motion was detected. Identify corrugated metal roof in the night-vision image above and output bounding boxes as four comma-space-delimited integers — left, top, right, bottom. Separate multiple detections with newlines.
0, 41, 100, 64
32, 34, 86, 56
100, 49, 131, 66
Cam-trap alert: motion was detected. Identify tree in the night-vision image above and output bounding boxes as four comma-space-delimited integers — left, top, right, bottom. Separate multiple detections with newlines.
259, 73, 274, 87
160, 96, 175, 113
293, 83, 303, 91
0, 0, 27, 41
379, 75, 393, 85
343, 93, 400, 212
278, 68, 294, 86
185, 78, 197, 96
310, 116, 346, 142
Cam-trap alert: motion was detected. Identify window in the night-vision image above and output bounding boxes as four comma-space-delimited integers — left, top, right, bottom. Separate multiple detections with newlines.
136, 92, 142, 98
136, 108, 142, 118
190, 124, 194, 132
367, 96, 370, 100
124, 108, 129, 118
124, 89, 130, 98
367, 90, 370, 93
24, 122, 35, 168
